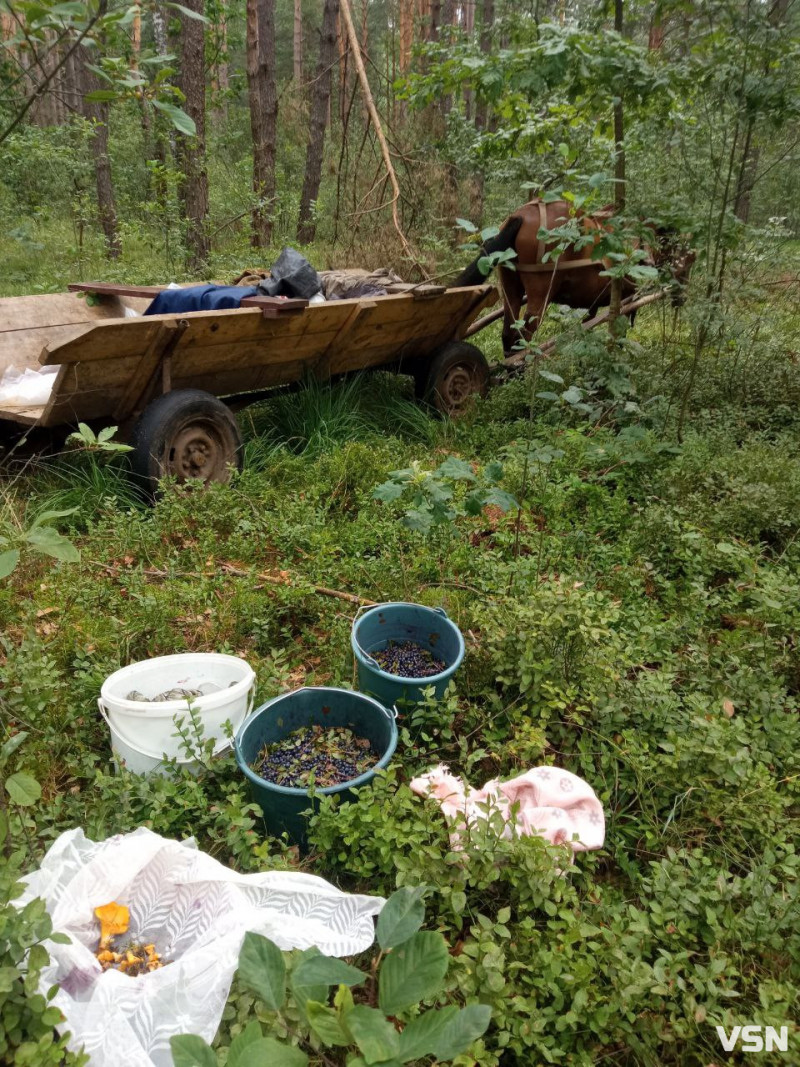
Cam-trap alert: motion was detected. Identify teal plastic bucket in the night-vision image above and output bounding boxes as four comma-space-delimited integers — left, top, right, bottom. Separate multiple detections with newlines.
351, 602, 465, 707
234, 686, 397, 845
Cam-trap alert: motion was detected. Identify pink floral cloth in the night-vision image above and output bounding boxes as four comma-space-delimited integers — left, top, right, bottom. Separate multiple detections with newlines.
409, 764, 605, 857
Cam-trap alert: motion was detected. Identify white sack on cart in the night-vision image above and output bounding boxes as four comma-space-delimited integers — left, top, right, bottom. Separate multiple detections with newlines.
20, 827, 385, 1067
0, 364, 58, 409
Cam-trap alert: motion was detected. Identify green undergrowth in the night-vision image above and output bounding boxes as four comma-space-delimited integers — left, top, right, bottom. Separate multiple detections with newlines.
1, 308, 800, 1065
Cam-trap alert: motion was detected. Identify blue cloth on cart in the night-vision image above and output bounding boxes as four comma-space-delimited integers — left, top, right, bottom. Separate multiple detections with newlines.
144, 284, 259, 316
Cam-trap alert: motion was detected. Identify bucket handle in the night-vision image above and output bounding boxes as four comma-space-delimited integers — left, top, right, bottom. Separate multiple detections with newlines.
97, 696, 150, 755
351, 602, 382, 669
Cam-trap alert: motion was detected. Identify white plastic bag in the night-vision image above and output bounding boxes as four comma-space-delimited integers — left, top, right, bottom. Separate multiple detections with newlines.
20, 828, 385, 1067
0, 364, 58, 409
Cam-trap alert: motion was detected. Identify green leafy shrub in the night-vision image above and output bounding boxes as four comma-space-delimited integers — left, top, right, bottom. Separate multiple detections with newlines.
171, 887, 491, 1066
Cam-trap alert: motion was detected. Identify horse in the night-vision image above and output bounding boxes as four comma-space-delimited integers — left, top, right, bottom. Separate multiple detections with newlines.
454, 199, 693, 356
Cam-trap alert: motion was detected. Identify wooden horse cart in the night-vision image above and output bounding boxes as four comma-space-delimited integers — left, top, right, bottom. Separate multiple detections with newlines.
0, 281, 495, 488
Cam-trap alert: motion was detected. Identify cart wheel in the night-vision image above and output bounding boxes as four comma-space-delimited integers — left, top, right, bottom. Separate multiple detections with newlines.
130, 389, 242, 492
422, 342, 490, 417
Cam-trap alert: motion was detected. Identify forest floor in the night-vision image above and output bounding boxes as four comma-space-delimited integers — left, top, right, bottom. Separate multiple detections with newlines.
1, 238, 800, 1065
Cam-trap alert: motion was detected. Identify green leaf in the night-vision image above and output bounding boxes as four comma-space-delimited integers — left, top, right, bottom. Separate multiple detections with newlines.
430, 1003, 492, 1059
290, 946, 328, 1020
455, 217, 478, 233
292, 954, 366, 989
436, 456, 476, 481
27, 943, 49, 975
0, 811, 7, 851
483, 461, 504, 483
152, 98, 196, 135
561, 386, 583, 405
373, 481, 405, 503
97, 425, 120, 443
84, 89, 118, 102
0, 549, 20, 578
347, 1005, 401, 1064
307, 1001, 350, 1047
169, 1035, 218, 1067
378, 932, 449, 1016
398, 1006, 459, 1061
402, 508, 432, 533
1, 730, 28, 766
227, 1021, 262, 1067
377, 886, 427, 950
235, 1038, 306, 1065
0, 966, 19, 994
538, 369, 565, 384
237, 932, 286, 1011
24, 526, 80, 564
5, 771, 41, 807
485, 488, 519, 512
450, 890, 467, 915
27, 507, 79, 529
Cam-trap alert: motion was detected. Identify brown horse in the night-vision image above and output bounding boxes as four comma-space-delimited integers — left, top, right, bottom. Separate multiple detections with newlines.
455, 199, 692, 356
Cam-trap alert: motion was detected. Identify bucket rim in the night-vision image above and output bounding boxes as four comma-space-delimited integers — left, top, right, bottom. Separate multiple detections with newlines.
351, 602, 465, 684
101, 653, 255, 713
234, 686, 398, 797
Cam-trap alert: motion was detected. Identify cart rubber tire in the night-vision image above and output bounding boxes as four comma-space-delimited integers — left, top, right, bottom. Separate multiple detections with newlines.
421, 342, 490, 417
130, 389, 242, 492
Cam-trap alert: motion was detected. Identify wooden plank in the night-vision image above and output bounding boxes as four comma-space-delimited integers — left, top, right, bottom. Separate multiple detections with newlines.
239, 296, 309, 314
68, 282, 166, 298
0, 324, 91, 376
0, 406, 46, 426
0, 292, 136, 333
312, 301, 376, 378
114, 321, 179, 421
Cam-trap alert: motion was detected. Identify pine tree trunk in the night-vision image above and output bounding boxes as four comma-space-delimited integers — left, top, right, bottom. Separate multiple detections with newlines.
177, 0, 210, 270
470, 0, 494, 222
297, 0, 339, 244
293, 0, 304, 82
609, 0, 625, 333
247, 0, 278, 247
80, 49, 121, 259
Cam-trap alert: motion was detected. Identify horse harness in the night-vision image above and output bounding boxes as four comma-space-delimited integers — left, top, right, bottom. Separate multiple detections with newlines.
513, 200, 606, 274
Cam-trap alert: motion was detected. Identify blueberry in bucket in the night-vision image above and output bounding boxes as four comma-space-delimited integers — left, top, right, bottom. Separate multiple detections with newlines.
372, 640, 445, 678
253, 723, 376, 788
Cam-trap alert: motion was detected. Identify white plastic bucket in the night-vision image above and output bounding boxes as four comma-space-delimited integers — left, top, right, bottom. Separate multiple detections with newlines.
99, 653, 255, 772
105, 724, 234, 777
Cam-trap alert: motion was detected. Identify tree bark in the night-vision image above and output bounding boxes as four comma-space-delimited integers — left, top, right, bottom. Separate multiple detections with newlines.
608, 0, 625, 333
247, 0, 278, 247
470, 0, 494, 222
80, 49, 121, 259
177, 0, 210, 270
293, 0, 304, 82
297, 0, 340, 244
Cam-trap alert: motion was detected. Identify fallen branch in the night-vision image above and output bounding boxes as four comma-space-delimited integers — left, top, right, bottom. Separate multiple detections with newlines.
92, 560, 376, 607
338, 0, 428, 278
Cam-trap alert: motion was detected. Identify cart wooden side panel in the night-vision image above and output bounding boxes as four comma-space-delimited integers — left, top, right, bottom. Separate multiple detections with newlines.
0, 285, 495, 428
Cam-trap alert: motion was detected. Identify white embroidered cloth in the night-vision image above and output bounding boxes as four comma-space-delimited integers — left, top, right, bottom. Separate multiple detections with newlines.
410, 764, 605, 856
20, 827, 384, 1066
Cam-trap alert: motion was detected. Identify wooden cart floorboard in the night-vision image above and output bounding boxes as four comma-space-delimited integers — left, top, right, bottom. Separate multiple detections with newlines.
0, 284, 496, 430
